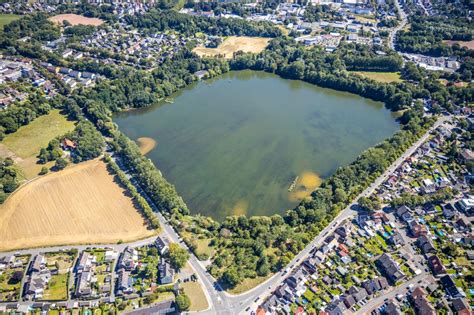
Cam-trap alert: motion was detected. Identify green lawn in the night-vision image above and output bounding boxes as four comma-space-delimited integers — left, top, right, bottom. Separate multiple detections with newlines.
0, 14, 20, 29
228, 274, 273, 294
303, 288, 316, 302
182, 282, 209, 312
1, 109, 75, 179
350, 71, 402, 83
43, 273, 68, 301
2, 110, 75, 159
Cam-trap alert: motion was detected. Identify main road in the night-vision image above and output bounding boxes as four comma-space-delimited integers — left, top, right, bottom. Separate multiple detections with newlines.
235, 116, 449, 314
0, 117, 449, 315
388, 0, 408, 51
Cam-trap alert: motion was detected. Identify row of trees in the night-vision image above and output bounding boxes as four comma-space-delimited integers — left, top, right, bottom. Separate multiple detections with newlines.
0, 157, 20, 204
104, 155, 160, 229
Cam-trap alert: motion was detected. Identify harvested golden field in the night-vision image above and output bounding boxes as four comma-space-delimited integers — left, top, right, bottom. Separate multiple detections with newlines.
193, 36, 270, 59
49, 14, 104, 26
443, 40, 474, 50
0, 159, 155, 251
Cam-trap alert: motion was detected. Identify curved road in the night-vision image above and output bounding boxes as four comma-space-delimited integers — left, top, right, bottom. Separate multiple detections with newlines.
0, 117, 449, 315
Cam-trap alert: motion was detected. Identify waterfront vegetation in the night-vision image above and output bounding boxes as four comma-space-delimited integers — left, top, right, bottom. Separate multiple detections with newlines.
0, 10, 472, 290
114, 70, 398, 219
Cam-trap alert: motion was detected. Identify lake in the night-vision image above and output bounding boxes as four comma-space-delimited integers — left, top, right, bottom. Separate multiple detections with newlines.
114, 70, 399, 220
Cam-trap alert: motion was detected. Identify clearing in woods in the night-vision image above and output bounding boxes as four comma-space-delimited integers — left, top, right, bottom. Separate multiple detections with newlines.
48, 14, 104, 26
0, 158, 155, 252
0, 109, 76, 180
443, 40, 474, 50
193, 36, 271, 59
350, 71, 402, 83
0, 14, 20, 29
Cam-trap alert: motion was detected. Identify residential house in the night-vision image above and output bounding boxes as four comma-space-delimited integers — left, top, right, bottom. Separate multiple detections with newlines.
396, 205, 413, 222
417, 235, 436, 254
75, 271, 92, 298
383, 301, 403, 315
104, 250, 117, 263
118, 247, 138, 271
325, 298, 347, 315
30, 255, 46, 273
76, 252, 92, 272
154, 236, 169, 255
158, 258, 174, 285
124, 300, 175, 315
451, 298, 471, 315
24, 276, 48, 300
427, 255, 446, 276
409, 221, 428, 238
388, 231, 405, 247
440, 275, 465, 298
352, 288, 368, 303
376, 253, 405, 283
62, 49, 73, 58
117, 269, 133, 295
411, 287, 435, 315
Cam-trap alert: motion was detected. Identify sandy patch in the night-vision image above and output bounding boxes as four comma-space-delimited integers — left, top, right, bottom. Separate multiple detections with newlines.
136, 137, 157, 155
288, 171, 323, 202
231, 199, 248, 216
443, 40, 474, 50
0, 159, 154, 252
193, 36, 271, 59
49, 14, 104, 26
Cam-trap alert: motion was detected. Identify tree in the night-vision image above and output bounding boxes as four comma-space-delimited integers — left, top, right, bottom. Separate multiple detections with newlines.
222, 268, 241, 287
39, 167, 49, 175
175, 293, 191, 311
54, 158, 68, 171
168, 243, 189, 271
10, 271, 24, 284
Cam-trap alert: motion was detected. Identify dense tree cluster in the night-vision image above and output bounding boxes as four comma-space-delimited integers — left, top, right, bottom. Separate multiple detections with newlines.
66, 120, 105, 162
0, 157, 19, 203
0, 93, 64, 140
397, 15, 473, 57
124, 9, 281, 37
2, 13, 60, 42
104, 155, 160, 229
230, 38, 411, 110
168, 243, 190, 271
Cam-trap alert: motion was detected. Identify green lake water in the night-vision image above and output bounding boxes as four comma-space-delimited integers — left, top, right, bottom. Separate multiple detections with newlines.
114, 70, 399, 220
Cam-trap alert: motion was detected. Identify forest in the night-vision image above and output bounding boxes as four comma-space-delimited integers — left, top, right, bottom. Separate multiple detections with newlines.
124, 9, 282, 37
396, 4, 473, 58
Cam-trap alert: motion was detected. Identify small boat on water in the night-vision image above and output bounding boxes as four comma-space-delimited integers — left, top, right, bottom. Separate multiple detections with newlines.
288, 176, 299, 192
164, 98, 174, 104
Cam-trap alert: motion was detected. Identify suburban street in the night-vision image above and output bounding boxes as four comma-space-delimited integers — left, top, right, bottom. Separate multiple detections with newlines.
388, 0, 407, 51
357, 273, 435, 314
236, 116, 449, 314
